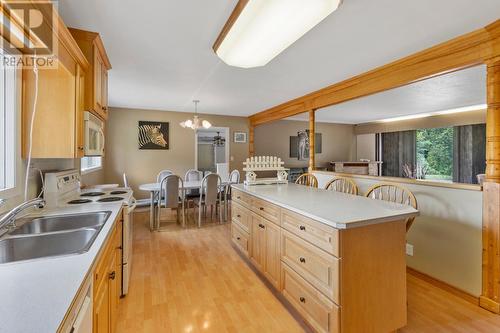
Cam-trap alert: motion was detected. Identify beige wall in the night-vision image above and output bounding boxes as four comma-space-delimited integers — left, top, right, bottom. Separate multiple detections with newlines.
254, 119, 355, 169
104, 107, 249, 199
314, 171, 483, 296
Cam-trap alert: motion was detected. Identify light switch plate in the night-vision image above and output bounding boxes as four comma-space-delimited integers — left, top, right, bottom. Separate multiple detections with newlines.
406, 243, 414, 256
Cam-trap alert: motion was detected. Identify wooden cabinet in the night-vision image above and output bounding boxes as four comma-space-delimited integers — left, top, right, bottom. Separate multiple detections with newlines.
69, 28, 112, 120
93, 213, 122, 333
22, 60, 88, 159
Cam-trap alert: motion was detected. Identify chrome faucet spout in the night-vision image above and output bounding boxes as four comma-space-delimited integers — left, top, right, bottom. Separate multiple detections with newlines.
0, 198, 46, 231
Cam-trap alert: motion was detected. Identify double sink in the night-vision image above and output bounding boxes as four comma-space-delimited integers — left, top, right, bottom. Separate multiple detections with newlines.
0, 211, 111, 264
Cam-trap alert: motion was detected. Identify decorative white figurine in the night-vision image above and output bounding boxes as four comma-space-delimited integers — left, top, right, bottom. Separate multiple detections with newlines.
243, 156, 289, 185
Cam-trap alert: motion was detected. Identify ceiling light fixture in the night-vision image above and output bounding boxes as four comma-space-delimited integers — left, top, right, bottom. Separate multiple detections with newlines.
213, 0, 342, 68
212, 131, 226, 147
377, 104, 487, 123
180, 100, 212, 130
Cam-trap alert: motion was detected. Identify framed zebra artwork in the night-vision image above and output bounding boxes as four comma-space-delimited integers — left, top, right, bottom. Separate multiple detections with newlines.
138, 121, 169, 150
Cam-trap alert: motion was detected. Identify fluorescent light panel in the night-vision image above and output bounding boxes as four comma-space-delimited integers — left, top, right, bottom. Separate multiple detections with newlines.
215, 0, 342, 68
377, 104, 487, 123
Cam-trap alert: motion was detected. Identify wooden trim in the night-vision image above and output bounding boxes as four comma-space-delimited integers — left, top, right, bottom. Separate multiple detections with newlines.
313, 170, 483, 191
406, 267, 479, 306
212, 0, 249, 53
249, 123, 255, 156
249, 20, 500, 126
486, 61, 500, 182
308, 110, 315, 170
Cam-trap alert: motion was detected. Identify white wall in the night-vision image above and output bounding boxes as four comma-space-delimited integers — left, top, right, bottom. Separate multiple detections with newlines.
314, 171, 483, 296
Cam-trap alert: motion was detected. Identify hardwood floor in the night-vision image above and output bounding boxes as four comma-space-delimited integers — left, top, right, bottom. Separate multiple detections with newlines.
117, 209, 500, 333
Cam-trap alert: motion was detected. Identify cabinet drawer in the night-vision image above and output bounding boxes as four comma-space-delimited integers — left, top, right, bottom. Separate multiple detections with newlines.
232, 188, 252, 208
282, 230, 339, 304
231, 222, 249, 256
282, 263, 339, 333
251, 196, 281, 225
281, 209, 339, 257
231, 201, 251, 233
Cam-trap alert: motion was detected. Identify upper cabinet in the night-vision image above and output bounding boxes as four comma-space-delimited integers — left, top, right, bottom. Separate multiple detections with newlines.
69, 28, 112, 120
21, 12, 90, 159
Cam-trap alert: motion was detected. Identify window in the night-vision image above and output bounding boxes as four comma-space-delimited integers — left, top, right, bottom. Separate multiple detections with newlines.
0, 48, 17, 193
416, 127, 453, 181
81, 156, 102, 173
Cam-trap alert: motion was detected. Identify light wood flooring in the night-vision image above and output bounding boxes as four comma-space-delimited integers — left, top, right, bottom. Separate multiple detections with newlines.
117, 209, 500, 333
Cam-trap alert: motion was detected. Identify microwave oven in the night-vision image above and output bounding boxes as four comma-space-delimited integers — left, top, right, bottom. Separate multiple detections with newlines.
84, 111, 105, 156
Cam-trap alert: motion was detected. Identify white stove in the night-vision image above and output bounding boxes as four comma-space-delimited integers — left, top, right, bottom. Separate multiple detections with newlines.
44, 170, 136, 296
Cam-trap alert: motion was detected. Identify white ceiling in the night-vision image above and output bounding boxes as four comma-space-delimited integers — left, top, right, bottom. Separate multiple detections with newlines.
288, 65, 486, 124
58, 0, 499, 118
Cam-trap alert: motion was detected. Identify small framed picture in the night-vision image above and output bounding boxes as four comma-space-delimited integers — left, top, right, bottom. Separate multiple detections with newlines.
234, 131, 247, 143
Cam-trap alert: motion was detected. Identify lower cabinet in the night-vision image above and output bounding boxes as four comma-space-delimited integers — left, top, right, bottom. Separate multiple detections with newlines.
249, 213, 281, 289
93, 215, 122, 333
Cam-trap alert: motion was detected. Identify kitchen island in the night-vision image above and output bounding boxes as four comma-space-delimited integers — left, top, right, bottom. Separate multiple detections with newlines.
230, 183, 419, 333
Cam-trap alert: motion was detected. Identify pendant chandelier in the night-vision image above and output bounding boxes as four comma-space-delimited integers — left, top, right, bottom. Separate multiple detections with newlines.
180, 100, 212, 130
212, 131, 226, 147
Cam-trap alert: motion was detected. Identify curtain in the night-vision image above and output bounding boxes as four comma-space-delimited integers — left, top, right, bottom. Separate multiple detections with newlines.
381, 130, 416, 177
453, 124, 486, 184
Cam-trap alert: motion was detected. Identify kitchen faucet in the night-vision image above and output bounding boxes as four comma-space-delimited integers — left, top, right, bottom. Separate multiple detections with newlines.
0, 198, 46, 231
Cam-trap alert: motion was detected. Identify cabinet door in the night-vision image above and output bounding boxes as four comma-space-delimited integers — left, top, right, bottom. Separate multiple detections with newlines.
108, 253, 119, 333
250, 214, 265, 271
264, 220, 281, 289
75, 65, 85, 157
101, 66, 108, 117
93, 279, 110, 333
93, 48, 103, 113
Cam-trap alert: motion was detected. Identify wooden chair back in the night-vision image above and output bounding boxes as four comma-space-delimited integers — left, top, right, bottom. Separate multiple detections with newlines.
365, 182, 418, 232
295, 173, 318, 188
324, 177, 358, 195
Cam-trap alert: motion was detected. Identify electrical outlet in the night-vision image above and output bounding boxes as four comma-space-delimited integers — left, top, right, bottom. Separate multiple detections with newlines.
406, 243, 414, 256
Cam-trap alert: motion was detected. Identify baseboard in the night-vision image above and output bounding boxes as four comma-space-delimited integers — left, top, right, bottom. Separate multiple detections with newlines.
406, 267, 479, 306
479, 295, 500, 314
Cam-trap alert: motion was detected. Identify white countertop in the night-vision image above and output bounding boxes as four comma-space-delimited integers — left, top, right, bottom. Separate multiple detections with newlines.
0, 202, 124, 333
232, 183, 419, 229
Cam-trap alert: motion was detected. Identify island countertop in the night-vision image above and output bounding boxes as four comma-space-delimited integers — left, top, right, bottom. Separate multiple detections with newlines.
232, 183, 419, 229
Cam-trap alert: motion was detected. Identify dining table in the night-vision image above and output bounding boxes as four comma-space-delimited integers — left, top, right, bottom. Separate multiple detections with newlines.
139, 180, 232, 231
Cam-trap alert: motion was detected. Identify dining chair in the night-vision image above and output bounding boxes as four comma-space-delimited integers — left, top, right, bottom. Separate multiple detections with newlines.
157, 169, 173, 183
365, 182, 418, 232
194, 173, 222, 227
295, 173, 318, 188
324, 177, 358, 195
122, 173, 129, 188
157, 174, 185, 229
184, 169, 203, 211
221, 169, 241, 221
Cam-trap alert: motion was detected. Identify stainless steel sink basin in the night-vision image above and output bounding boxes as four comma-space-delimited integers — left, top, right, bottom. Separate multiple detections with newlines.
0, 228, 99, 264
10, 211, 111, 235
0, 211, 111, 264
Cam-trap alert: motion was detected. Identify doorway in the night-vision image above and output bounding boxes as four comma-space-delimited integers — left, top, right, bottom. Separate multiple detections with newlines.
195, 127, 230, 174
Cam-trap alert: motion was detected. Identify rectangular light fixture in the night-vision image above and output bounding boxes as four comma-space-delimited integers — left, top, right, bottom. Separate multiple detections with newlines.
377, 104, 487, 123
213, 0, 342, 68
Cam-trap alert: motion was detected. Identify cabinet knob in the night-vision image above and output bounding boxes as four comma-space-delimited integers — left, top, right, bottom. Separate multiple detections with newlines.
299, 225, 306, 231
237, 196, 241, 199
109, 271, 116, 280
236, 237, 241, 240
299, 297, 306, 303
258, 223, 265, 229
299, 257, 306, 263
237, 214, 241, 218
259, 207, 264, 211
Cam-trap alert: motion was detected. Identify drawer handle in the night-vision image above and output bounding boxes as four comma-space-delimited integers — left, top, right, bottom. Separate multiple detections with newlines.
236, 237, 241, 240
258, 223, 265, 229
109, 271, 116, 280
299, 225, 306, 231
237, 214, 241, 218
259, 207, 264, 211
299, 297, 306, 303
299, 257, 306, 263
